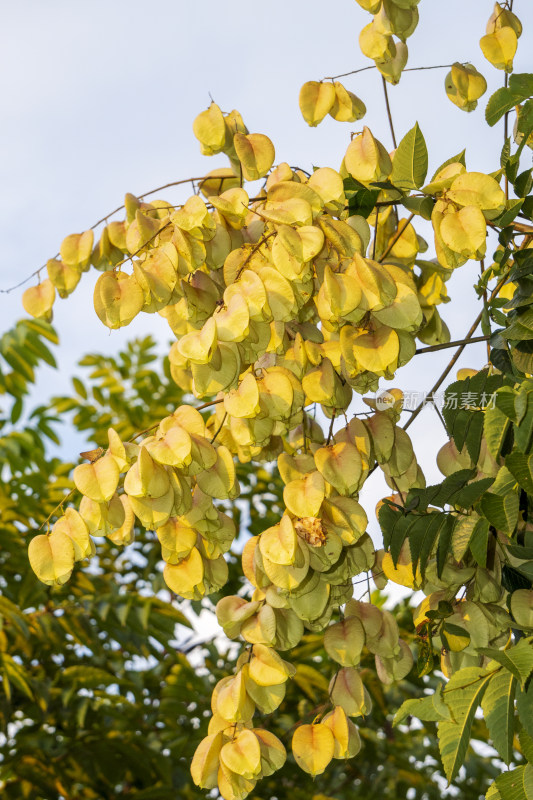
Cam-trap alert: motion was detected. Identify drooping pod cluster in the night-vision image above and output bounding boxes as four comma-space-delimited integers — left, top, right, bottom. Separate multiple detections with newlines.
29, 408, 238, 599
21, 74, 519, 798
355, 0, 419, 84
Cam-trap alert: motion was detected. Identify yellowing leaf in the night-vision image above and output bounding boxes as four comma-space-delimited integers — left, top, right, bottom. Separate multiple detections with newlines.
292, 723, 335, 776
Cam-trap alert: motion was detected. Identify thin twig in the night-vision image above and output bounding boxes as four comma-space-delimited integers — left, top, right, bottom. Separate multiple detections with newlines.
415, 335, 489, 355
382, 76, 397, 149
39, 489, 76, 531
323, 63, 454, 82
372, 207, 379, 260
1, 177, 212, 294
211, 412, 228, 444
379, 213, 415, 262
404, 274, 509, 431
234, 231, 276, 283
326, 409, 337, 445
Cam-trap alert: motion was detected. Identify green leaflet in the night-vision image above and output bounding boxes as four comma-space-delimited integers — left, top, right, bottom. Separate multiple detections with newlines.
481, 669, 516, 764
452, 514, 480, 561
479, 640, 533, 688
438, 666, 492, 783
480, 491, 520, 536
506, 451, 533, 495
394, 688, 452, 727
519, 728, 533, 764
390, 122, 428, 190
495, 764, 533, 800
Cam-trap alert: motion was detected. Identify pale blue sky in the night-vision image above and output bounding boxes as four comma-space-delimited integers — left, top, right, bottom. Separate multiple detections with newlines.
1, 0, 532, 537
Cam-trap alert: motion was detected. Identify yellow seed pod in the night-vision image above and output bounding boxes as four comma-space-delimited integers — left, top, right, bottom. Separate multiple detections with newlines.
329, 82, 366, 122
178, 317, 218, 365
376, 41, 408, 85
253, 729, 286, 776
322, 706, 362, 759
106, 495, 135, 546
212, 670, 255, 723
314, 442, 364, 496
196, 445, 237, 500
193, 102, 226, 155
94, 270, 145, 329
359, 21, 396, 63
217, 763, 256, 800
240, 604, 278, 646
125, 209, 161, 253
259, 516, 298, 566
375, 639, 413, 684
73, 454, 120, 504
216, 294, 250, 343
324, 617, 366, 666
28, 530, 76, 585
46, 259, 81, 298
128, 486, 174, 530
374, 0, 418, 40
344, 127, 392, 185
248, 643, 295, 686
224, 373, 260, 419
22, 280, 55, 320
156, 517, 197, 564
355, 0, 381, 11
60, 230, 94, 270
283, 470, 325, 518
191, 732, 223, 790
299, 81, 336, 126
220, 729, 262, 780
292, 723, 335, 776
308, 168, 346, 212
329, 667, 367, 717
216, 596, 261, 639
209, 188, 249, 229
124, 447, 170, 498
163, 546, 205, 598
486, 2, 522, 37
445, 62, 487, 112
52, 508, 92, 561
480, 27, 517, 72
353, 324, 399, 374
233, 133, 275, 181
439, 205, 487, 260
447, 172, 506, 219
146, 422, 192, 469
260, 541, 310, 593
